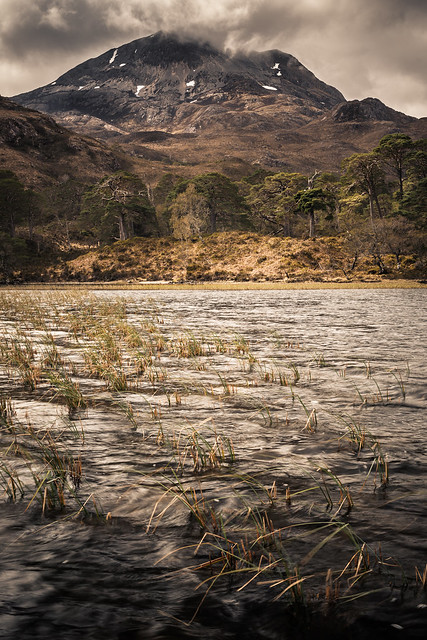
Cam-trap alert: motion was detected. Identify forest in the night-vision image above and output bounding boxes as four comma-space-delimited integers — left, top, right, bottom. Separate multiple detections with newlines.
0, 133, 426, 280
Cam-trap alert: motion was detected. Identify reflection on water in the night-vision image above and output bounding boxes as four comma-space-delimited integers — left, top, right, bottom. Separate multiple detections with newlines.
0, 288, 426, 639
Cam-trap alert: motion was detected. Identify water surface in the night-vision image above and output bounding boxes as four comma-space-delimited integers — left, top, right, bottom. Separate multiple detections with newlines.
0, 288, 426, 639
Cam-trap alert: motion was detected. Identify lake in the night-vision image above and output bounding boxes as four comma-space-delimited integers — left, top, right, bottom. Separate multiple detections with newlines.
0, 288, 426, 639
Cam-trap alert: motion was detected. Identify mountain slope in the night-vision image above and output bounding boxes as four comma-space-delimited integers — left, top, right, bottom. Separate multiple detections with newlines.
0, 96, 127, 188
12, 32, 426, 175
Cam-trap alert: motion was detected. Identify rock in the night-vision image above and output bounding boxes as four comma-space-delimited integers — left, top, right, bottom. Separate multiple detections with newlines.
13, 31, 344, 134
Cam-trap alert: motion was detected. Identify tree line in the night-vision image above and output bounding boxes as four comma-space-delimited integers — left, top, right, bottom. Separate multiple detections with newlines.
0, 133, 426, 275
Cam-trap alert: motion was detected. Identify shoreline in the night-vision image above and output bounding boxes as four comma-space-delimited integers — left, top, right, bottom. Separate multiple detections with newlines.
1, 278, 426, 291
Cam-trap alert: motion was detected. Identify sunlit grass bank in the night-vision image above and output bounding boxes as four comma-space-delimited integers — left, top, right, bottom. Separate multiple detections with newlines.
2, 278, 426, 291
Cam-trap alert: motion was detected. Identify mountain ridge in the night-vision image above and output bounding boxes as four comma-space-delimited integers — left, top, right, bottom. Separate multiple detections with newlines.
9, 31, 427, 175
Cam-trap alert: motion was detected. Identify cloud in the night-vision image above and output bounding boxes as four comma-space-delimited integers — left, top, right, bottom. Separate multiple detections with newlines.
0, 0, 426, 117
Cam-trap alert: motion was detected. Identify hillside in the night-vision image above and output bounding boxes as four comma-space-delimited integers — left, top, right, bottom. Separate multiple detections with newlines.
0, 96, 131, 188
36, 233, 422, 284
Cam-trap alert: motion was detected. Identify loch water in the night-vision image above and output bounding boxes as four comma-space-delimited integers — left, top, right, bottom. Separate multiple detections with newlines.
0, 288, 426, 639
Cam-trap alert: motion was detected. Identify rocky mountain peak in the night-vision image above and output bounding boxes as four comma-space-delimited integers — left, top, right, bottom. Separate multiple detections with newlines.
13, 32, 345, 135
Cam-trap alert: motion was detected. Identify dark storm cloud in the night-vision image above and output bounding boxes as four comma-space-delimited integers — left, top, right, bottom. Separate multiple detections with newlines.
1, 0, 426, 116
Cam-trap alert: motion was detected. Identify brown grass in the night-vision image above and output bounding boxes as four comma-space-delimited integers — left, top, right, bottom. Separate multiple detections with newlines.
41, 232, 425, 285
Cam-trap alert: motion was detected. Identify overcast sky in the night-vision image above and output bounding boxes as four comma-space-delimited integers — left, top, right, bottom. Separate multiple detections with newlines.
1, 0, 426, 117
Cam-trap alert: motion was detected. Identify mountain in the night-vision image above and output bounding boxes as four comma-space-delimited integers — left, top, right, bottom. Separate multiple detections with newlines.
0, 96, 180, 189
14, 31, 344, 133
12, 31, 427, 174
0, 96, 127, 188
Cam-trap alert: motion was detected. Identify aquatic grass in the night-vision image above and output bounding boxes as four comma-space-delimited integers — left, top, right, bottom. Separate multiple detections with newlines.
0, 394, 15, 429
104, 365, 130, 391
336, 414, 367, 456
415, 564, 427, 589
333, 413, 390, 488
23, 430, 83, 513
0, 462, 26, 501
150, 419, 236, 474
312, 352, 328, 367
0, 416, 87, 514
365, 442, 389, 489
390, 368, 407, 401
113, 400, 140, 430
171, 331, 206, 358
242, 400, 275, 427
212, 334, 228, 354
182, 427, 236, 474
0, 289, 423, 628
41, 341, 63, 370
289, 362, 301, 384
132, 350, 154, 374
46, 369, 87, 417
114, 320, 146, 348
315, 467, 354, 516
363, 361, 372, 378
258, 363, 283, 384
371, 377, 390, 404
296, 395, 318, 433
146, 471, 224, 533
350, 372, 407, 407
215, 371, 237, 396
155, 508, 383, 621
349, 380, 368, 405
232, 333, 250, 355
1, 332, 41, 390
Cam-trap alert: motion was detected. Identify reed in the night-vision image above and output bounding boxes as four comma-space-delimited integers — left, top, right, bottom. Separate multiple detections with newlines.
297, 395, 318, 433
46, 369, 87, 417
0, 394, 15, 429
312, 352, 328, 367
390, 368, 407, 401
289, 362, 301, 384
0, 462, 26, 501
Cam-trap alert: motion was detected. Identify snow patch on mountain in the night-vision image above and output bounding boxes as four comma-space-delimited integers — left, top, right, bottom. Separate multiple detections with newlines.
109, 49, 118, 64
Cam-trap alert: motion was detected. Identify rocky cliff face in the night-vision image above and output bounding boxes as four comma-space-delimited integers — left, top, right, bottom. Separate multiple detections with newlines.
14, 31, 345, 135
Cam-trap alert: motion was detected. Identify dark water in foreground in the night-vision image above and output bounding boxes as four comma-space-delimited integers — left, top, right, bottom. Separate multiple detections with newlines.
0, 289, 426, 639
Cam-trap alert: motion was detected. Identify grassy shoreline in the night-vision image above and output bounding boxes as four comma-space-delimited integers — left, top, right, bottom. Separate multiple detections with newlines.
2, 278, 426, 291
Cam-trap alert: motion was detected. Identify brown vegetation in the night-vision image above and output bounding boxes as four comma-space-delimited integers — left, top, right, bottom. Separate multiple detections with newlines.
48, 232, 423, 283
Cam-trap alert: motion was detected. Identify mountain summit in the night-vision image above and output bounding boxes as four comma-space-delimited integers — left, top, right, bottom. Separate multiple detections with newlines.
12, 32, 425, 173
14, 31, 344, 134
